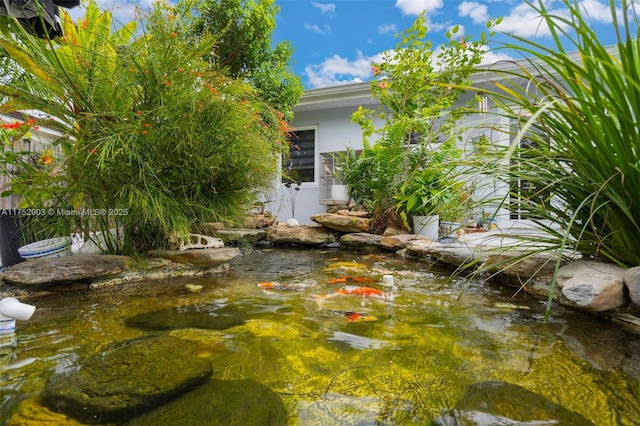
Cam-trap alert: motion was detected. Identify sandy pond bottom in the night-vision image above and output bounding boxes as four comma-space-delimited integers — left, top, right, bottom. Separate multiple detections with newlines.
2, 248, 640, 425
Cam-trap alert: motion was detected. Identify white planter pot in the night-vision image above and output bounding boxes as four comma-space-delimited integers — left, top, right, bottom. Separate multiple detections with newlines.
412, 215, 439, 240
330, 184, 350, 204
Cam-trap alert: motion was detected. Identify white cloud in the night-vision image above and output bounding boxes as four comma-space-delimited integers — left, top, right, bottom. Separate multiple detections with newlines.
304, 23, 331, 35
458, 1, 489, 24
304, 51, 384, 88
494, 2, 561, 37
578, 0, 618, 24
495, 0, 621, 38
378, 24, 398, 35
395, 0, 444, 16
312, 2, 336, 15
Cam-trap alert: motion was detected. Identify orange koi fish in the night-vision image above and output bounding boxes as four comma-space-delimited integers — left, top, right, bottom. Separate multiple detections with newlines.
257, 282, 303, 291
335, 286, 383, 297
327, 275, 376, 285
329, 309, 377, 322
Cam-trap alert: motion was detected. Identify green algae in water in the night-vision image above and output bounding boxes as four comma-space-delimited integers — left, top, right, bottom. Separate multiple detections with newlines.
2, 248, 640, 425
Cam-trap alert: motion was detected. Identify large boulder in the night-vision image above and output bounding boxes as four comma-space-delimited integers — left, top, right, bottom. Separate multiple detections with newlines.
557, 260, 627, 312
310, 213, 371, 233
127, 378, 287, 425
41, 335, 213, 424
267, 225, 335, 246
1, 254, 130, 286
623, 266, 640, 306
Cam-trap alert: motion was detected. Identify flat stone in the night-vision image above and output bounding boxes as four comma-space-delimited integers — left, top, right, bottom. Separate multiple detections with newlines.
405, 239, 482, 268
128, 378, 287, 426
41, 335, 212, 424
482, 250, 559, 281
210, 228, 267, 244
380, 234, 416, 251
267, 225, 335, 246
125, 304, 248, 331
310, 213, 371, 233
436, 381, 594, 425
1, 254, 131, 286
340, 232, 382, 248
148, 247, 239, 267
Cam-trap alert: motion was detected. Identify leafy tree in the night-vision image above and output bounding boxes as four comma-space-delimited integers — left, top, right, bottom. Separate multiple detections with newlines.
341, 12, 493, 233
182, 0, 302, 120
0, 1, 289, 253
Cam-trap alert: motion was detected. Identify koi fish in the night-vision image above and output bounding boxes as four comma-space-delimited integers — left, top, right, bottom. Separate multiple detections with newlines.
185, 284, 203, 293
327, 275, 376, 285
328, 309, 377, 322
324, 261, 368, 271
335, 286, 383, 297
257, 282, 305, 291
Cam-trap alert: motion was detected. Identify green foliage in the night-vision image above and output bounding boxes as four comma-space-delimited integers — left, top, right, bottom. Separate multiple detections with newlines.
0, 1, 289, 253
182, 0, 302, 120
341, 12, 491, 233
472, 0, 640, 267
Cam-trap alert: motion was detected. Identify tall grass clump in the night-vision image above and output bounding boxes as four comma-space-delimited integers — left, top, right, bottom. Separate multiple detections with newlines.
471, 0, 640, 267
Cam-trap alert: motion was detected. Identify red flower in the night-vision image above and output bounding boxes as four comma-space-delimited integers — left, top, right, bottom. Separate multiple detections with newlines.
378, 81, 388, 89
372, 66, 380, 76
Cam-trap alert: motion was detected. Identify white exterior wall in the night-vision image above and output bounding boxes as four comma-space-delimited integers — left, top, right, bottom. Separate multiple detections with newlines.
266, 100, 382, 225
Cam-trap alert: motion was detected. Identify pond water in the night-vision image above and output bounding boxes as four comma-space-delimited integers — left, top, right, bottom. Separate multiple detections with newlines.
2, 248, 640, 425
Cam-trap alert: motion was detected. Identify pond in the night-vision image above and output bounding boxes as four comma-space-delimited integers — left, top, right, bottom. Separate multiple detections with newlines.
1, 248, 640, 424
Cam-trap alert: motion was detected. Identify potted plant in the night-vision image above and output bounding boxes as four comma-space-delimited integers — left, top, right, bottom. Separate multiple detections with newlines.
395, 168, 447, 239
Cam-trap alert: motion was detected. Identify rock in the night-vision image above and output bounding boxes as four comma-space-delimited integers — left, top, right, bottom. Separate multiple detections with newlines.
2, 254, 130, 286
267, 225, 335, 246
434, 381, 594, 425
340, 233, 382, 248
148, 247, 240, 267
125, 304, 248, 331
310, 213, 371, 233
334, 209, 370, 218
6, 398, 84, 425
558, 260, 627, 312
210, 229, 267, 244
482, 250, 559, 280
624, 266, 640, 306
41, 335, 212, 424
405, 239, 482, 268
380, 234, 415, 251
127, 378, 287, 425
243, 212, 277, 229
382, 227, 406, 237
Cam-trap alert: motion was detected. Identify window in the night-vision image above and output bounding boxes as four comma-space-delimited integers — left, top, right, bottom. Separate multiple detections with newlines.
283, 128, 315, 183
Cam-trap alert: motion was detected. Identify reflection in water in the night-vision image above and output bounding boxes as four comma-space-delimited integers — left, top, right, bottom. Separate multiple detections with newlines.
1, 248, 640, 424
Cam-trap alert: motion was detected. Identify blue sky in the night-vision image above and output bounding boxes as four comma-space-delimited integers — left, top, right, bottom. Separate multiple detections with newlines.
70, 1, 630, 89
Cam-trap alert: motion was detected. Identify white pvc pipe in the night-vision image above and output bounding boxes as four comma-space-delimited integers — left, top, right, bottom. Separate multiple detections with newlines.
0, 298, 36, 321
